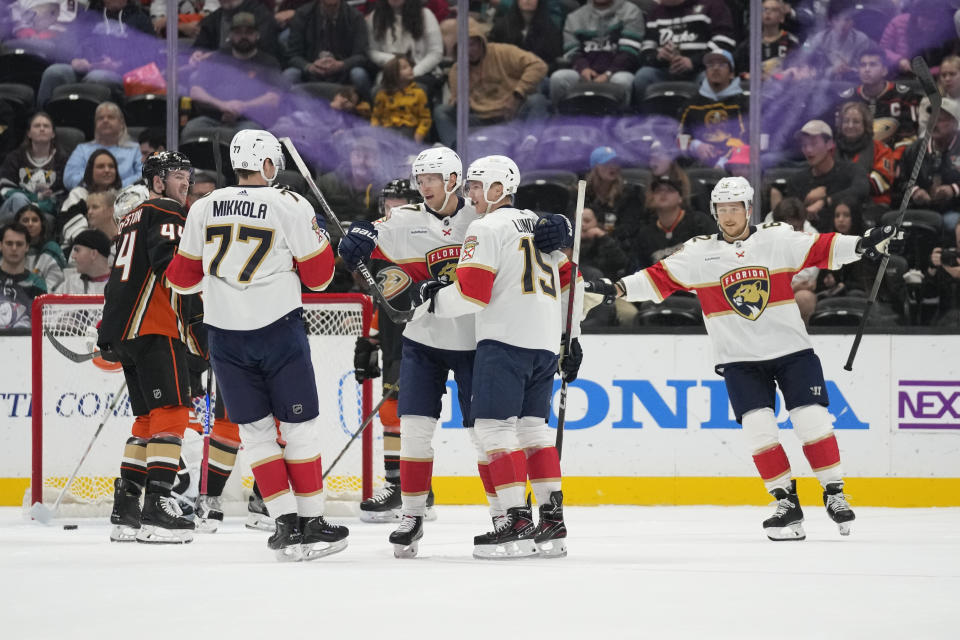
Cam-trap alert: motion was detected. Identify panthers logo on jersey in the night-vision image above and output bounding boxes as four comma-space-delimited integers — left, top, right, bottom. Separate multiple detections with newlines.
426, 245, 461, 284
721, 267, 770, 320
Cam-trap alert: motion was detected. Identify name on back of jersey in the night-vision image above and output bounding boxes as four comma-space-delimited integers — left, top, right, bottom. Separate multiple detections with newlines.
212, 199, 268, 220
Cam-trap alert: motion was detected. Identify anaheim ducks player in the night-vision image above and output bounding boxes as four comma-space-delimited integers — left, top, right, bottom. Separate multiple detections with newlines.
411, 155, 581, 559
98, 151, 199, 544
586, 176, 897, 541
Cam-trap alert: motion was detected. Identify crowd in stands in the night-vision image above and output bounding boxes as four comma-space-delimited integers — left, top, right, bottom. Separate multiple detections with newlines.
3, 0, 960, 330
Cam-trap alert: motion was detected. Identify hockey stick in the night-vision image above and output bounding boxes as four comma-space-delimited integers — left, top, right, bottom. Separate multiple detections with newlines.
322, 386, 397, 482
199, 369, 214, 496
555, 180, 586, 458
844, 56, 941, 371
44, 329, 98, 363
30, 381, 128, 524
278, 136, 416, 324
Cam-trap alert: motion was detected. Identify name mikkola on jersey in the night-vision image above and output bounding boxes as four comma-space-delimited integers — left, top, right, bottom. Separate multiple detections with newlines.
212, 200, 268, 219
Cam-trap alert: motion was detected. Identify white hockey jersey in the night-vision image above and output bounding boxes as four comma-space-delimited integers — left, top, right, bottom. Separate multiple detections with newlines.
619, 222, 862, 365
167, 185, 335, 330
372, 200, 479, 351
431, 206, 580, 354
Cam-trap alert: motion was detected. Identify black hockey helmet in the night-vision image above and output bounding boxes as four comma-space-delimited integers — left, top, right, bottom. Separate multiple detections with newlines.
143, 150, 194, 187
379, 178, 421, 214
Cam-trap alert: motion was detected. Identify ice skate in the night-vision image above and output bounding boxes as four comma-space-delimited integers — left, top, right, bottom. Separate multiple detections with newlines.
194, 495, 224, 533
245, 493, 275, 531
425, 487, 437, 522
300, 516, 349, 560
109, 478, 142, 542
823, 483, 855, 536
359, 482, 401, 523
136, 493, 195, 544
389, 515, 423, 558
268, 513, 304, 562
534, 491, 567, 558
763, 480, 805, 541
473, 503, 538, 559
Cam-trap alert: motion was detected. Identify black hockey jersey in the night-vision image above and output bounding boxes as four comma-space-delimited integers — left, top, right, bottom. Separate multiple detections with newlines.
99, 197, 198, 350
838, 82, 921, 146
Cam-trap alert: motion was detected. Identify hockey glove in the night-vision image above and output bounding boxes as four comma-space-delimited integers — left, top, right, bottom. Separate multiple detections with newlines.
409, 279, 447, 313
584, 278, 620, 305
858, 225, 899, 260
559, 336, 583, 383
533, 214, 574, 253
353, 336, 381, 382
338, 221, 378, 269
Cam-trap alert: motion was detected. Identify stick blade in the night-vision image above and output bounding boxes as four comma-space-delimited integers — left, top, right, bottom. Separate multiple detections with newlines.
911, 56, 941, 108
29, 502, 54, 525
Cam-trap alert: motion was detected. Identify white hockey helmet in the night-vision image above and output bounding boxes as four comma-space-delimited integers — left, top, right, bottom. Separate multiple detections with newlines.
710, 176, 754, 217
114, 182, 149, 224
465, 155, 520, 210
230, 129, 284, 184
411, 146, 462, 210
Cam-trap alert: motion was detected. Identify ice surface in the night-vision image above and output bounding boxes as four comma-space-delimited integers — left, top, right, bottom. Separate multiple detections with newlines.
2, 506, 958, 639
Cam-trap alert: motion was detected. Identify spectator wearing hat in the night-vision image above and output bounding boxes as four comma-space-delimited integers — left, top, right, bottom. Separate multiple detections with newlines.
183, 11, 285, 139
773, 119, 870, 233
0, 222, 47, 329
837, 47, 921, 150
896, 97, 960, 234
584, 145, 644, 236
677, 49, 748, 168
56, 229, 113, 294
628, 175, 715, 271
800, 0, 873, 82
549, 0, 645, 107
633, 0, 736, 103
193, 0, 280, 60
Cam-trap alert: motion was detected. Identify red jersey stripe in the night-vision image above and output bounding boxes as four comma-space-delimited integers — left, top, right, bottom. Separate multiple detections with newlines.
801, 233, 837, 270
456, 265, 496, 305
648, 262, 691, 298
165, 253, 204, 290
296, 244, 335, 291
698, 271, 796, 316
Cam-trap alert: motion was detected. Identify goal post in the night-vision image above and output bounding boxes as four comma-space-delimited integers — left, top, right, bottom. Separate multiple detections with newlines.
29, 292, 380, 515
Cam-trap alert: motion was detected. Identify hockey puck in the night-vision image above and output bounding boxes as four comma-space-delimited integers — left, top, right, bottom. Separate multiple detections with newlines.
63, 524, 78, 530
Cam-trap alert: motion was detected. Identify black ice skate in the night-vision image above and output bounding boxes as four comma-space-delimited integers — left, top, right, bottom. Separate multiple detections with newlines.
268, 513, 304, 562
136, 492, 195, 544
245, 493, 275, 531
823, 483, 855, 536
763, 480, 805, 541
109, 478, 142, 542
359, 482, 401, 523
389, 514, 424, 558
300, 516, 349, 560
195, 495, 224, 533
534, 491, 567, 558
425, 487, 437, 522
473, 503, 538, 559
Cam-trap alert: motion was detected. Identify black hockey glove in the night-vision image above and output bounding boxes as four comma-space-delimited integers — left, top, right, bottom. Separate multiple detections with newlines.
857, 225, 898, 260
353, 336, 381, 382
409, 279, 448, 313
534, 214, 573, 253
338, 221, 378, 269
584, 278, 619, 305
559, 336, 583, 383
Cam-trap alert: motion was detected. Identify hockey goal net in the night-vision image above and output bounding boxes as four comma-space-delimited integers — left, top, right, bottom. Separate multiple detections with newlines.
29, 293, 381, 516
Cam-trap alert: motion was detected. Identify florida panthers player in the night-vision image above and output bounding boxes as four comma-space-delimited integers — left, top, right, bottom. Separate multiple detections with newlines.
411, 155, 581, 558
586, 176, 896, 541
166, 129, 345, 561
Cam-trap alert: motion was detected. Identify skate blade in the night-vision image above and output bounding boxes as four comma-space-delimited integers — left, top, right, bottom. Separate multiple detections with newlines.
109, 524, 139, 542
245, 513, 276, 531
393, 540, 420, 559
359, 509, 400, 523
424, 506, 437, 522
273, 545, 304, 562
302, 538, 348, 561
135, 525, 194, 544
535, 539, 567, 558
195, 518, 221, 534
473, 539, 538, 560
764, 523, 806, 541
837, 522, 852, 536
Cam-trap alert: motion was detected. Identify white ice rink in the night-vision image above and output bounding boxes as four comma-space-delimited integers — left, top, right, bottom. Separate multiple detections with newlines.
2, 505, 958, 640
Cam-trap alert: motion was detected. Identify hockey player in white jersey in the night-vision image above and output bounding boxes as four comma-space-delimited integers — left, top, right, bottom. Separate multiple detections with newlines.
166, 129, 348, 561
410, 155, 581, 558
585, 176, 896, 541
